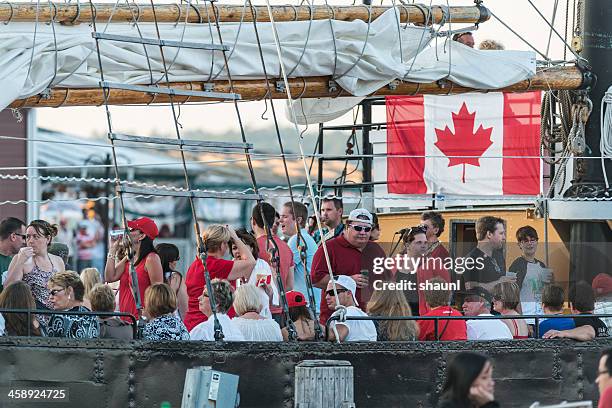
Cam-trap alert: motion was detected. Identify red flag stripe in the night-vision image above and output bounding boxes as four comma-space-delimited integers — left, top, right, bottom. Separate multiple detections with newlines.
502, 92, 542, 195
386, 95, 426, 194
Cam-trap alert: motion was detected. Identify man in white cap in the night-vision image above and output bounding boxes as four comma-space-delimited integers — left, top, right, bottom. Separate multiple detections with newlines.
326, 275, 377, 342
311, 208, 388, 325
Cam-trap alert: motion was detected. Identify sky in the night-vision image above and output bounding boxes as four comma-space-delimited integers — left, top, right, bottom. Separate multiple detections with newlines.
36, 0, 573, 139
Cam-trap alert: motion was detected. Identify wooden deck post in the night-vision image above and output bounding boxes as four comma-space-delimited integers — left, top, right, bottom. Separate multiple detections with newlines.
294, 360, 355, 408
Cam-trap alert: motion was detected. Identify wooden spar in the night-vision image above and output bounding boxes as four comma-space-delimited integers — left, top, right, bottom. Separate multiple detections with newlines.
9, 66, 585, 109
0, 3, 489, 25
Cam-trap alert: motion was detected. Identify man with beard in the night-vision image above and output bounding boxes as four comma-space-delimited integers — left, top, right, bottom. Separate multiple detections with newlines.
462, 216, 515, 291
313, 198, 344, 244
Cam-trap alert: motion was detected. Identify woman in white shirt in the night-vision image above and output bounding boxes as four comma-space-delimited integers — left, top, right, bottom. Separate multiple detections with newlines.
190, 279, 244, 341
232, 284, 282, 342
230, 229, 278, 319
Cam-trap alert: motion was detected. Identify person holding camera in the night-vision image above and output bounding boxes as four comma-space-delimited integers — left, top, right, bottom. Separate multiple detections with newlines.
104, 217, 163, 321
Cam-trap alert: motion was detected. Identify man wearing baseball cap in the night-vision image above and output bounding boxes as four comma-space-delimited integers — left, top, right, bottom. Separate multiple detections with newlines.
311, 208, 388, 325
326, 275, 377, 342
461, 287, 512, 340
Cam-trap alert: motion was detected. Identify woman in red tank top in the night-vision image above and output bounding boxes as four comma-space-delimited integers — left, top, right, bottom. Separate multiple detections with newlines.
104, 217, 164, 321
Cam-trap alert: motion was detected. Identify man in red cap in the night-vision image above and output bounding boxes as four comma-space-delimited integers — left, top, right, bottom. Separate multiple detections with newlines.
594, 273, 612, 330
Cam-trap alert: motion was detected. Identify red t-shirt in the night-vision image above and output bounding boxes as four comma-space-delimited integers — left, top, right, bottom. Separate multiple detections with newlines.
118, 256, 153, 321
183, 256, 234, 331
256, 236, 294, 315
416, 262, 451, 315
311, 234, 387, 324
599, 386, 612, 408
430, 242, 450, 260
417, 306, 467, 341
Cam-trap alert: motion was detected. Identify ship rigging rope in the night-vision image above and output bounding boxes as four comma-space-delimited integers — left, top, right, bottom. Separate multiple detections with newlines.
544, 0, 560, 60
525, 0, 582, 63
89, 0, 146, 323
600, 86, 612, 191
247, 0, 316, 340
3, 133, 609, 160
0, 190, 609, 210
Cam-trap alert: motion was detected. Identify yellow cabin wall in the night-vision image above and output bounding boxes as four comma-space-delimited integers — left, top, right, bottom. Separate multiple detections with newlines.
377, 209, 569, 287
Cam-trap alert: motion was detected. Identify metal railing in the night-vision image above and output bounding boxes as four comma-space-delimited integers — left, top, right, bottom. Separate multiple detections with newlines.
0, 308, 138, 339
325, 313, 612, 341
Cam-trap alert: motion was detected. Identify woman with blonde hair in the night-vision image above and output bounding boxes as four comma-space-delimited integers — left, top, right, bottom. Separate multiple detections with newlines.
80, 267, 101, 308
232, 284, 282, 341
184, 224, 255, 331
190, 279, 244, 341
89, 283, 133, 340
47, 271, 99, 339
367, 289, 419, 341
492, 281, 528, 339
143, 283, 189, 341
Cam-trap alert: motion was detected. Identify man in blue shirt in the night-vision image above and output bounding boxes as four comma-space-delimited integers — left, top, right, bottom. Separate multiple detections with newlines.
280, 201, 321, 316
538, 284, 575, 338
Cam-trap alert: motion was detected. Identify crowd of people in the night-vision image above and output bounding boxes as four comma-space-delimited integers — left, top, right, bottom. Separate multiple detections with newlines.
0, 198, 610, 344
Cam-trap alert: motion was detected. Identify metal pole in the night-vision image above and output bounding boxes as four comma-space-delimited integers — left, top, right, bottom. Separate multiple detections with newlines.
103, 154, 111, 258
362, 100, 373, 194
568, 0, 611, 285
317, 123, 324, 200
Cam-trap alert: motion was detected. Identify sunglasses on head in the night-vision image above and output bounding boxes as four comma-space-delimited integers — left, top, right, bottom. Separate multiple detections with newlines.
325, 288, 348, 297
350, 225, 372, 233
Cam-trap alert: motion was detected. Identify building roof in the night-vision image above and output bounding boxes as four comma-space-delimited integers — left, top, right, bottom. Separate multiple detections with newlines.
37, 128, 360, 189
36, 128, 207, 179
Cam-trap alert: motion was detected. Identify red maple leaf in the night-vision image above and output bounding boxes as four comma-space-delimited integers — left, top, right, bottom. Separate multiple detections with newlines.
434, 102, 493, 183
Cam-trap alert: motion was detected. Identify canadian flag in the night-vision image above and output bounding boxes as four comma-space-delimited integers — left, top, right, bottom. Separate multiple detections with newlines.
386, 92, 542, 195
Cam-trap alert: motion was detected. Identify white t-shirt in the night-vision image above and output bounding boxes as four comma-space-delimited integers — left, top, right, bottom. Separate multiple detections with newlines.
239, 259, 279, 319
520, 262, 547, 324
190, 313, 245, 341
466, 314, 513, 340
0, 313, 5, 336
331, 306, 377, 342
232, 317, 283, 341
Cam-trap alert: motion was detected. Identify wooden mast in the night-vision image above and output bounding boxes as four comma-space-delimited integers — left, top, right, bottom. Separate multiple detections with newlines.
9, 66, 588, 108
0, 3, 489, 24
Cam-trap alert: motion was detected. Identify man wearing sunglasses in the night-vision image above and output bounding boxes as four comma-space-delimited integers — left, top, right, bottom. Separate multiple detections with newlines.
0, 217, 26, 291
326, 275, 377, 342
311, 208, 387, 325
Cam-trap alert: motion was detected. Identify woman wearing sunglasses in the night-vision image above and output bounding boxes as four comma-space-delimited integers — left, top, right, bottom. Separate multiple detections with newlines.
47, 271, 99, 339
